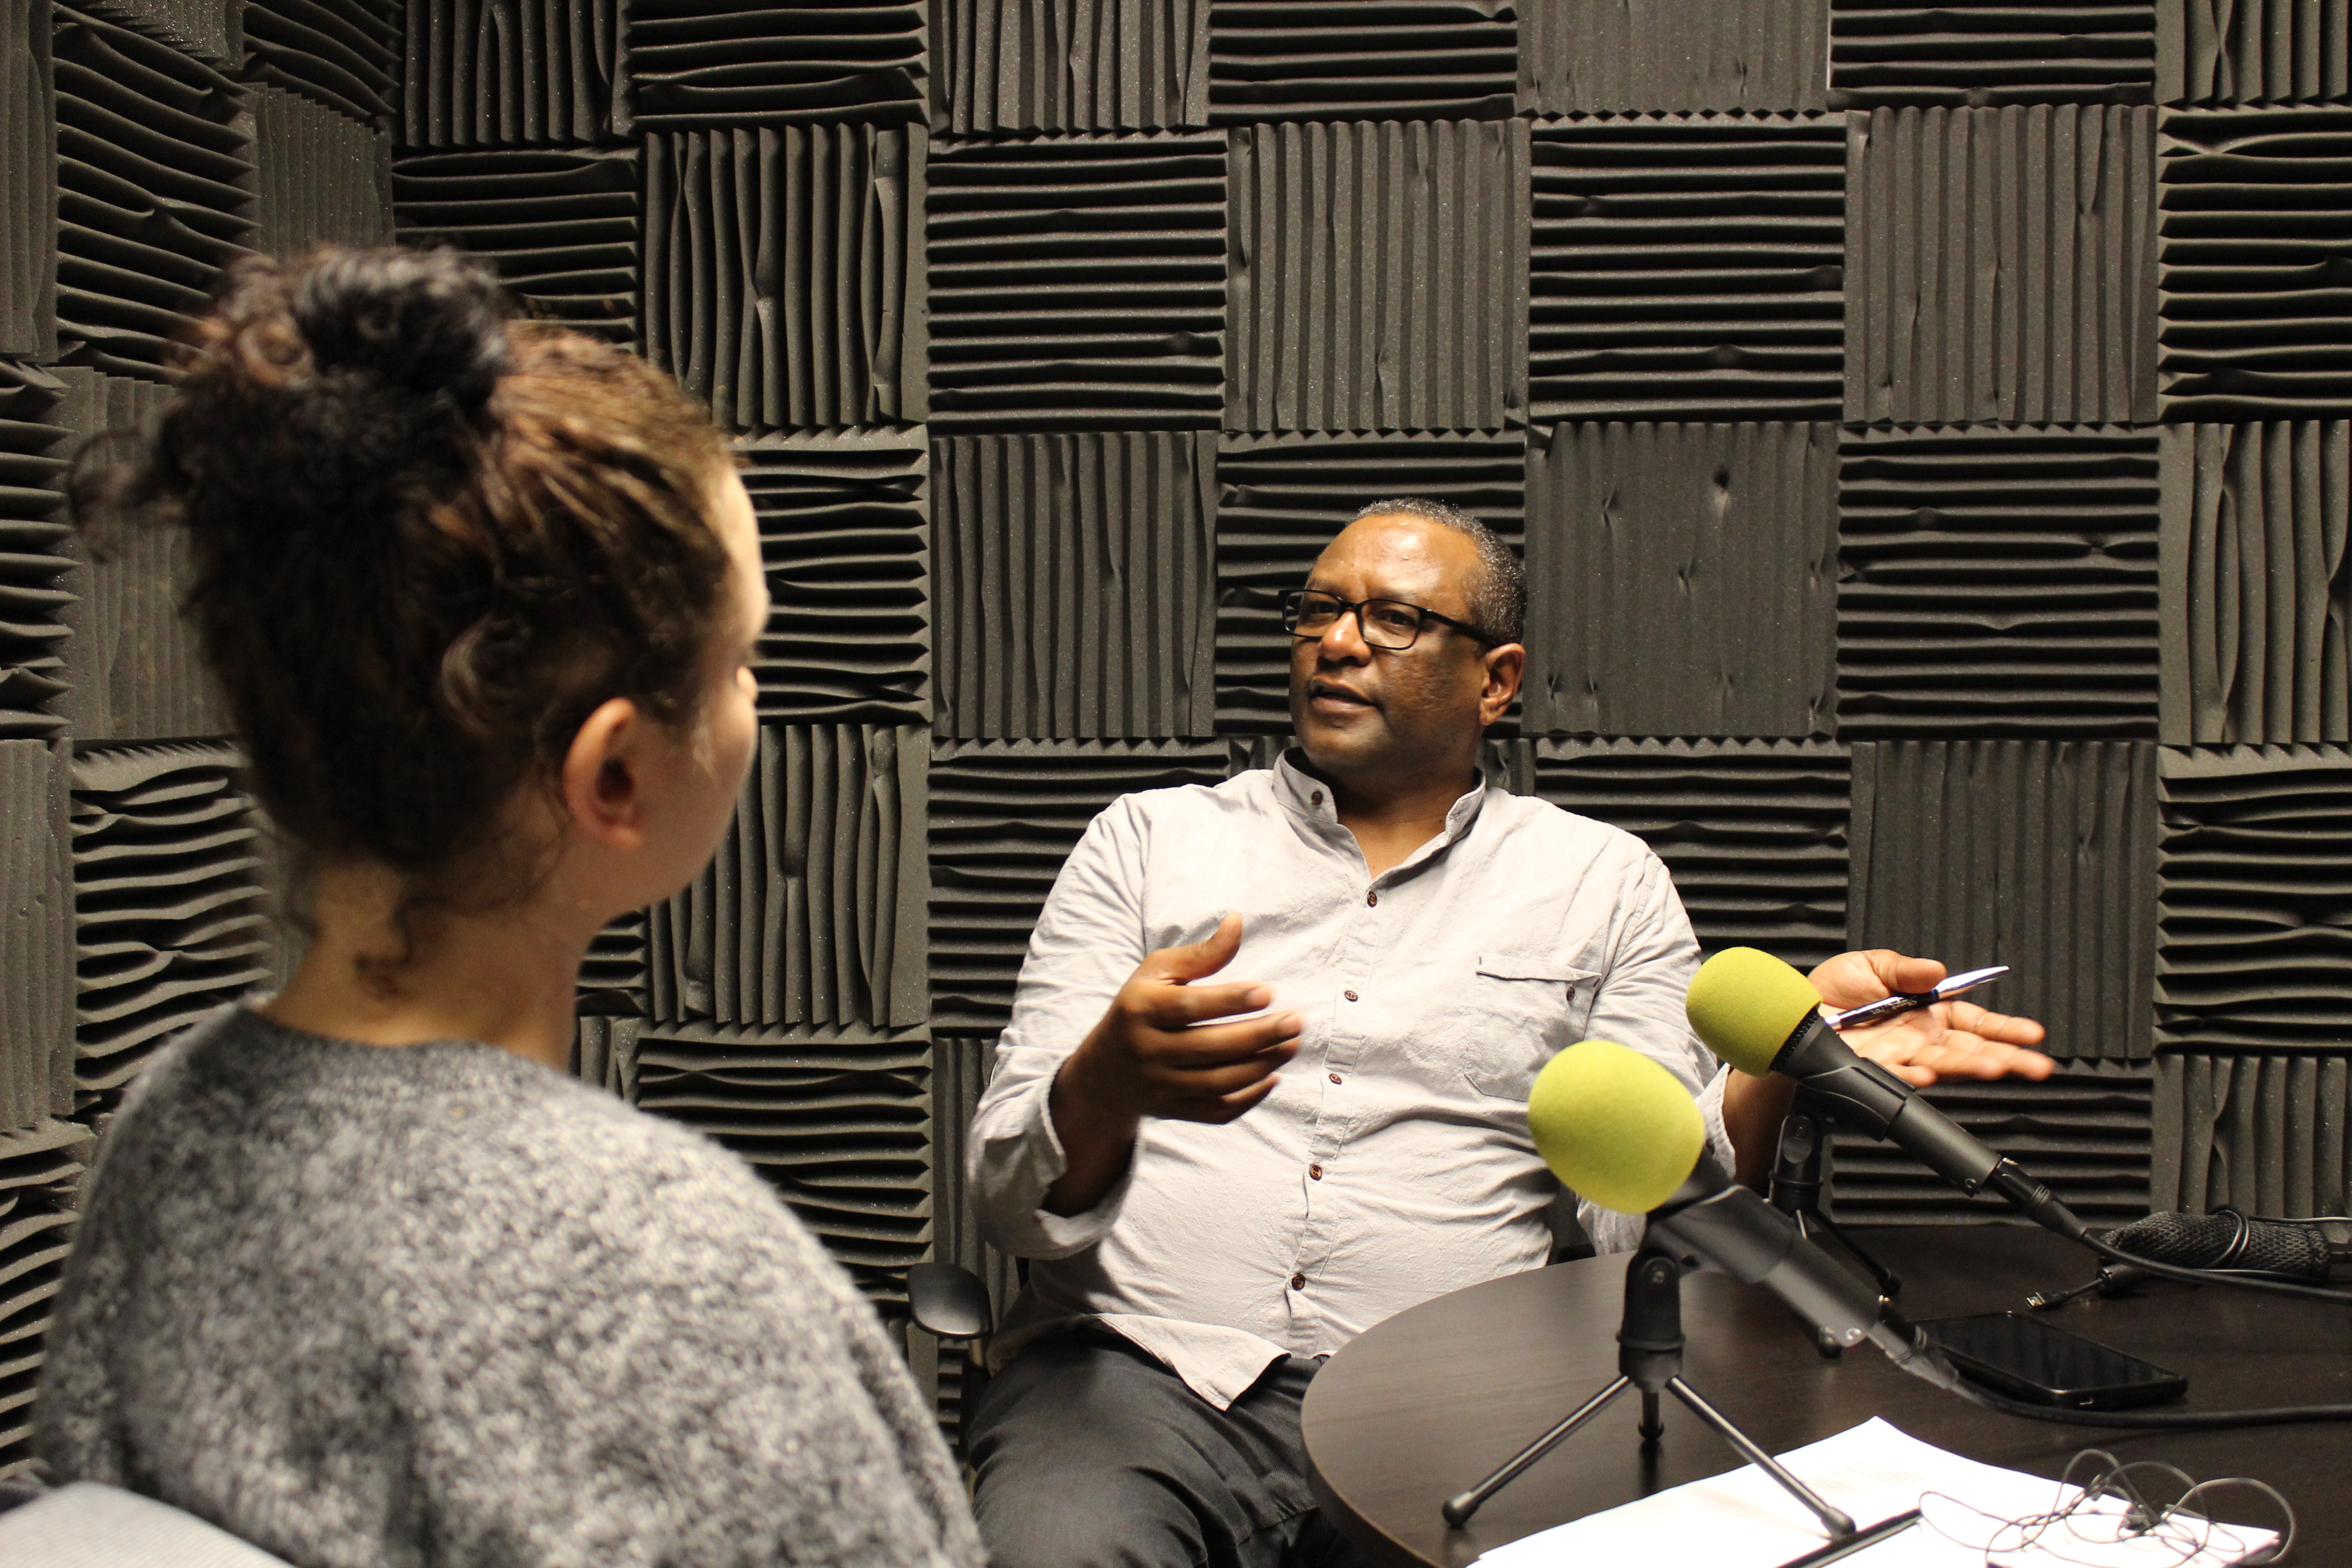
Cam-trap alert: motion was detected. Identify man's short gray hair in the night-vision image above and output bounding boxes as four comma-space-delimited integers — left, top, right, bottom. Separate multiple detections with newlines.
1350, 497, 1526, 646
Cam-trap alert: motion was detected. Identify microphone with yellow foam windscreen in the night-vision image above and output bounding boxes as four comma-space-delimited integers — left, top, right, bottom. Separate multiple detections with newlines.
1525, 1041, 1965, 1392
1525, 1036, 1708, 1216
1683, 944, 1828, 1077
1685, 948, 2085, 1240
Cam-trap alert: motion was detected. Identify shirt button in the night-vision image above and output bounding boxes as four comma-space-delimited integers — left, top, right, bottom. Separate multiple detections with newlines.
1309, 1164, 1323, 1180
1343, 989, 1358, 1002
1310, 790, 1323, 805
1290, 1273, 1306, 1291
1366, 889, 1378, 906
1328, 1072, 1342, 1084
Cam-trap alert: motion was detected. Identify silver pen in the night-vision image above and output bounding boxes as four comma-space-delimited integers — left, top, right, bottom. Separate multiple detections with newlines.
1827, 966, 2009, 1030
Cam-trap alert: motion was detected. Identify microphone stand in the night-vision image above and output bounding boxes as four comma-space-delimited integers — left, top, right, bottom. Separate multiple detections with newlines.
1441, 1247, 1857, 1541
1770, 1094, 1901, 1358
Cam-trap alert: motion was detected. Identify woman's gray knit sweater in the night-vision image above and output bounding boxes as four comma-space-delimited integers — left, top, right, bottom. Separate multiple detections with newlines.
34, 1005, 985, 1568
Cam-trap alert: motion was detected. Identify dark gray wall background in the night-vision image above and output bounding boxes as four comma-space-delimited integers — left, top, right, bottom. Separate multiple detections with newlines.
1, 0, 2347, 1471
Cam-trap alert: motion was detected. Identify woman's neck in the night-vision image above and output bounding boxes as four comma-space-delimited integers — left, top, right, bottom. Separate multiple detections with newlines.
260, 859, 592, 1072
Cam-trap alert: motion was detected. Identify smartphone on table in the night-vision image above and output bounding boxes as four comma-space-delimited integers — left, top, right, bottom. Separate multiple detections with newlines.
1919, 1312, 2188, 1411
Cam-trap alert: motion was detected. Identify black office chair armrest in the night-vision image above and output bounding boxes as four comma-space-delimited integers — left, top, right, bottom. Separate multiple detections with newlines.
909, 1261, 993, 1341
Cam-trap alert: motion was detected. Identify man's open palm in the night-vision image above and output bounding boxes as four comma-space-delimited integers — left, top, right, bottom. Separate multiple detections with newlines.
1808, 949, 2055, 1087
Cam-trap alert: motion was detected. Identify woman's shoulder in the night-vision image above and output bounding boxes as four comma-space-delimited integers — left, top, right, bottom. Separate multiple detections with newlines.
116, 1006, 822, 1280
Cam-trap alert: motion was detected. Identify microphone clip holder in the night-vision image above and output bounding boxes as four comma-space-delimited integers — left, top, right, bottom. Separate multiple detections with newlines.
1769, 1096, 1903, 1354
1441, 1246, 1858, 1543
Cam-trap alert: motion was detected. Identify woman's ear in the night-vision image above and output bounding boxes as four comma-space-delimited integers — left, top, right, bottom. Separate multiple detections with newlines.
562, 696, 650, 849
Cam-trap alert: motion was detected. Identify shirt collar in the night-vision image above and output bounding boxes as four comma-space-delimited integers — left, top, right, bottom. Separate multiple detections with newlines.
1270, 749, 1495, 853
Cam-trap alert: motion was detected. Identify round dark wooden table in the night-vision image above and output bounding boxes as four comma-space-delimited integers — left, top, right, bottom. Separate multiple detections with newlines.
1302, 1226, 2352, 1568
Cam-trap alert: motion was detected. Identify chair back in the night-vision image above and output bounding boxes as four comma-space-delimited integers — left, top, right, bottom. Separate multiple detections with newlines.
0, 1481, 298, 1567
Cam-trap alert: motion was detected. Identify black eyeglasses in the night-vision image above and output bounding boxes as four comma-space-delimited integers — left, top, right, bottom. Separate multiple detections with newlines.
1282, 589, 1496, 652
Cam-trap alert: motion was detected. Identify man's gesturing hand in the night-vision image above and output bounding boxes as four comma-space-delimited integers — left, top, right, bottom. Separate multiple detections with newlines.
1065, 912, 1302, 1124
1043, 913, 1301, 1216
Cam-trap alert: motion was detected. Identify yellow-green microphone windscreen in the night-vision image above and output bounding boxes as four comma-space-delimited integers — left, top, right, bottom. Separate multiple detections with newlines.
1685, 946, 1823, 1076
1525, 1040, 1706, 1215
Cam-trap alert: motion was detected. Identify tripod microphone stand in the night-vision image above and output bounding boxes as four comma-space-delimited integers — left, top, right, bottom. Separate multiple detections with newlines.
1770, 1094, 1901, 1357
1441, 1247, 1857, 1541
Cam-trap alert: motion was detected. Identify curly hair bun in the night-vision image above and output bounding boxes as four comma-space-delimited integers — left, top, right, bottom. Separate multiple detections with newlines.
290, 248, 515, 419
78, 244, 736, 908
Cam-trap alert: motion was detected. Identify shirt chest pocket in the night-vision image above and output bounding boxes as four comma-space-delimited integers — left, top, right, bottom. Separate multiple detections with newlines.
1459, 953, 1601, 1102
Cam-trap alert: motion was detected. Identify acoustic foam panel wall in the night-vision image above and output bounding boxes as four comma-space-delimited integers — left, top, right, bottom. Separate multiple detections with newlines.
1, 0, 58, 362
932, 0, 1210, 134
1529, 113, 1844, 422
1206, 0, 1515, 123
0, 1119, 87, 1477
928, 739, 1228, 1029
619, 0, 926, 132
2157, 744, 2352, 1053
653, 725, 927, 1031
575, 918, 642, 1087
1227, 117, 1524, 435
242, 0, 397, 127
1517, 0, 1829, 115
53, 368, 229, 742
2160, 421, 2352, 745
1846, 104, 2159, 426
1828, 0, 2156, 108
392, 147, 637, 343
578, 908, 647, 1022
1829, 1059, 2154, 1224
2154, 1051, 2350, 1215
2161, 0, 2350, 107
1838, 425, 2161, 738
0, 364, 71, 742
571, 1014, 640, 1097
631, 1020, 930, 1308
741, 430, 930, 726
926, 131, 1225, 429
251, 82, 390, 257
0, 741, 71, 1134
76, 0, 235, 62
1530, 739, 1851, 970
53, 6, 254, 382
401, 0, 616, 149
643, 125, 925, 431
2159, 108, 2352, 418
932, 431, 1215, 739
1214, 431, 1524, 732
1851, 740, 2158, 1059
1523, 421, 1838, 738
71, 745, 274, 1127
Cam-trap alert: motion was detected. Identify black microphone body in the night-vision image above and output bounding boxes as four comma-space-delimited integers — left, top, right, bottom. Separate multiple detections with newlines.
1643, 1152, 1969, 1392
1767, 1013, 2086, 1240
1648, 1155, 1880, 1347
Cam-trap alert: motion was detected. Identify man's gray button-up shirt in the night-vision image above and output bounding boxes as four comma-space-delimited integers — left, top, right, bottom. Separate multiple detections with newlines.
969, 753, 1735, 1408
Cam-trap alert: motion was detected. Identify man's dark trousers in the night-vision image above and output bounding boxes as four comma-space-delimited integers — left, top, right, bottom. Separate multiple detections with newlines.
967, 1330, 1378, 1568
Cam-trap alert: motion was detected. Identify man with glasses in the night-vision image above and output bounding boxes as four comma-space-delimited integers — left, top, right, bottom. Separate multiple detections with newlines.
961, 499, 2052, 1568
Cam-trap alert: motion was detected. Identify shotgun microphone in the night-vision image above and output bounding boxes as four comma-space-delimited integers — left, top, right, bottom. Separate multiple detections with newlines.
2107, 1209, 2348, 1278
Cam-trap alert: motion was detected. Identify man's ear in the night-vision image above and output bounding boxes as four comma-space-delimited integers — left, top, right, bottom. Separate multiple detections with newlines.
1479, 642, 1526, 725
562, 697, 651, 850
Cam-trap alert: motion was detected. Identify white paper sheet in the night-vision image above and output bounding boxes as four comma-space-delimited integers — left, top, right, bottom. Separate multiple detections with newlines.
1473, 1418, 2276, 1568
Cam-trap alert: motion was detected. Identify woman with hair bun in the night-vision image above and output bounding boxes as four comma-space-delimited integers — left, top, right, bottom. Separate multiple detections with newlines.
34, 247, 984, 1568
